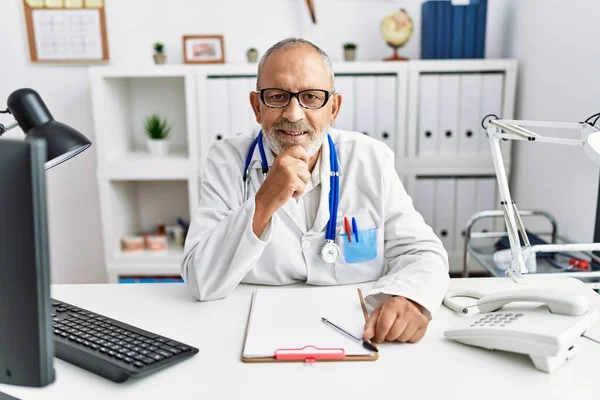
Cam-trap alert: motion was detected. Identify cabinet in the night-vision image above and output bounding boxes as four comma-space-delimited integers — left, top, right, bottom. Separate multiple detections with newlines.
90, 60, 517, 281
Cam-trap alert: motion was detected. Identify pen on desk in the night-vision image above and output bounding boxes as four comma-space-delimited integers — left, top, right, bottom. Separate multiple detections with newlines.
343, 217, 352, 242
321, 317, 378, 353
351, 217, 359, 242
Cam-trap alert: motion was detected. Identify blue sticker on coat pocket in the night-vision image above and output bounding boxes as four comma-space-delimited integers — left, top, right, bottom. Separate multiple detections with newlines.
340, 229, 378, 263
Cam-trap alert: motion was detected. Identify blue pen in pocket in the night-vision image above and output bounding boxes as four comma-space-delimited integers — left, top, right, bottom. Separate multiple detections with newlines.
351, 217, 359, 242
340, 217, 377, 264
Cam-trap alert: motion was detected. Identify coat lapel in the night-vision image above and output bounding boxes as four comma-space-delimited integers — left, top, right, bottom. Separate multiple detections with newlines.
280, 198, 308, 233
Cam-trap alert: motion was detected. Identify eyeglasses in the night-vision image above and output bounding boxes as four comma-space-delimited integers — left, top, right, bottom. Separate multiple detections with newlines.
258, 88, 333, 110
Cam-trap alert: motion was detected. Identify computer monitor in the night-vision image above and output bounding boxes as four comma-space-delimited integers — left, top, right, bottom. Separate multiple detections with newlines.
0, 137, 55, 387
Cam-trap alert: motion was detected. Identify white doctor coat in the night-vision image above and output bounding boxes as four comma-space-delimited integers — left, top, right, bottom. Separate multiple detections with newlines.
181, 129, 450, 318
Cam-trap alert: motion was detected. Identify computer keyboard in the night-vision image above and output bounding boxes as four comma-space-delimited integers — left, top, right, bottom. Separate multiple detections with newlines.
50, 299, 199, 383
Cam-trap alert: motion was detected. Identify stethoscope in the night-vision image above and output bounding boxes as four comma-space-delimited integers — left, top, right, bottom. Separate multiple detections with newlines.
243, 130, 341, 263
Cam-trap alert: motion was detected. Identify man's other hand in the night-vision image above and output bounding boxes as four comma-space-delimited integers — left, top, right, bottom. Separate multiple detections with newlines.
362, 296, 428, 343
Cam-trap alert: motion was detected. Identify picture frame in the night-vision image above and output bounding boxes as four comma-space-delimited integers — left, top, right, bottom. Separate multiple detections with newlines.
22, 0, 110, 64
182, 35, 225, 64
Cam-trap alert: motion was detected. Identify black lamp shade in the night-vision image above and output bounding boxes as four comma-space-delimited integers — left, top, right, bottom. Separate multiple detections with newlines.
28, 121, 91, 169
7, 88, 91, 169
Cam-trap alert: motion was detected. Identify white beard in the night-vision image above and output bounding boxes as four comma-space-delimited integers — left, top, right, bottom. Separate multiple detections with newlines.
264, 125, 329, 157
305, 128, 328, 157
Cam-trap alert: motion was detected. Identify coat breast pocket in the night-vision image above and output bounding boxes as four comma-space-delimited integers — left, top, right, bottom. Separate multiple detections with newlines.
337, 212, 380, 264
340, 229, 378, 263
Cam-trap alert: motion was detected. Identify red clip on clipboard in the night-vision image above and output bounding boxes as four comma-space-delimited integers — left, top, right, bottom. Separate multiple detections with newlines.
274, 345, 345, 363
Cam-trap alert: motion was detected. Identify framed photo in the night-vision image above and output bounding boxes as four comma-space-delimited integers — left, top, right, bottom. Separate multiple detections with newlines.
182, 35, 225, 64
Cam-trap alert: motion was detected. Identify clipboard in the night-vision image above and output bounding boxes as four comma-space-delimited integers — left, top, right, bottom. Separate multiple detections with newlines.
241, 287, 378, 363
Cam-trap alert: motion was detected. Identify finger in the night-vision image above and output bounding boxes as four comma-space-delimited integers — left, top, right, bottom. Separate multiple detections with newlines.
291, 179, 306, 198
296, 168, 311, 184
396, 320, 419, 343
283, 145, 310, 163
362, 307, 381, 340
374, 306, 397, 343
385, 316, 410, 342
408, 326, 427, 343
294, 159, 310, 182
295, 158, 310, 170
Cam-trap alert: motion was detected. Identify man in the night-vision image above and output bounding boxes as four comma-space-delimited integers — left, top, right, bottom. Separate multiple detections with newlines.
181, 38, 450, 344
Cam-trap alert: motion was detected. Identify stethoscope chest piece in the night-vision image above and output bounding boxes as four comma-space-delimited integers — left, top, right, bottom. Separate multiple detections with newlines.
320, 240, 341, 264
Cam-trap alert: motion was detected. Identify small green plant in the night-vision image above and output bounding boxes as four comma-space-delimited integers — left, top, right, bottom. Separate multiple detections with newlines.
153, 42, 165, 54
247, 47, 257, 52
145, 113, 170, 140
343, 43, 357, 50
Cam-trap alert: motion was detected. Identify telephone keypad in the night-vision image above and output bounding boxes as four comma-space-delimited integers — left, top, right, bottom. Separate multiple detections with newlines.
471, 312, 524, 327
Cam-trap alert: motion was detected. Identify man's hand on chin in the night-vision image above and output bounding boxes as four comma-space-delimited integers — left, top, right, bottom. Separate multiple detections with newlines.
362, 296, 429, 344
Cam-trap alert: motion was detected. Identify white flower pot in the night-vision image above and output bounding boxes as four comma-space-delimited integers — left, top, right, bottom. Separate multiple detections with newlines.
344, 48, 356, 61
153, 54, 166, 64
247, 50, 258, 63
147, 139, 170, 157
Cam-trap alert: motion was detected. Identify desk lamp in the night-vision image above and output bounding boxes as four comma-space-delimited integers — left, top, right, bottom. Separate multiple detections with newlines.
0, 88, 92, 169
0, 88, 91, 389
442, 116, 600, 374
483, 113, 600, 282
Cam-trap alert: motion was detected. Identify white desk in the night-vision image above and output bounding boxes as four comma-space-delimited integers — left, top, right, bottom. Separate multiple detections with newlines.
2, 276, 600, 400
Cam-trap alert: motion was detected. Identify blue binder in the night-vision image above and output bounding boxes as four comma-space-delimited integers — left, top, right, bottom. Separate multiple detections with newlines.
442, 1, 453, 59
436, 1, 451, 59
474, 0, 488, 57
451, 5, 465, 58
463, 3, 477, 58
421, 1, 437, 59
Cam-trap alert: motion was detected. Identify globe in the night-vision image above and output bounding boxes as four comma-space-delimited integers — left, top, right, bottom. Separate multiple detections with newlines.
380, 8, 413, 61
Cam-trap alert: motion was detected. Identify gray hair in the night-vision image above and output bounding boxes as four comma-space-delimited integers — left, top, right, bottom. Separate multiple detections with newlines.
256, 38, 335, 91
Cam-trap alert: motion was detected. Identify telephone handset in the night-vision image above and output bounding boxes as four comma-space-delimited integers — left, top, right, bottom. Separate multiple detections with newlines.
443, 287, 598, 373
443, 287, 589, 316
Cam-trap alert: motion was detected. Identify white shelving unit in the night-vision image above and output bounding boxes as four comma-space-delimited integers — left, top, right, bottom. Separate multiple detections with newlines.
90, 68, 199, 282
403, 60, 517, 273
90, 60, 517, 282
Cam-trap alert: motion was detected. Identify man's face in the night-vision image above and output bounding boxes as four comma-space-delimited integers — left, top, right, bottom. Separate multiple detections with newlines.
250, 47, 341, 156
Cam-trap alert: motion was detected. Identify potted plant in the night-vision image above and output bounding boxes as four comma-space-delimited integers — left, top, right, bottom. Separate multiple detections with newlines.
153, 42, 166, 64
145, 113, 171, 156
343, 43, 357, 61
246, 47, 258, 63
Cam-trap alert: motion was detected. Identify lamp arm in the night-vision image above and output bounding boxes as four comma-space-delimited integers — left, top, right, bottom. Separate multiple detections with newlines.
0, 106, 17, 136
487, 122, 530, 281
0, 121, 19, 136
490, 118, 598, 147
483, 116, 600, 281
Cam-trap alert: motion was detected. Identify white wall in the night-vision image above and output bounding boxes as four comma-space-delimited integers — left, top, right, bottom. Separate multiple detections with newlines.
0, 3, 106, 284
0, 0, 510, 284
505, 0, 600, 243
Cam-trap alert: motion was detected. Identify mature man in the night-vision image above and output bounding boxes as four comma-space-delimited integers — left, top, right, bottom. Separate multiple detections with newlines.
182, 38, 449, 344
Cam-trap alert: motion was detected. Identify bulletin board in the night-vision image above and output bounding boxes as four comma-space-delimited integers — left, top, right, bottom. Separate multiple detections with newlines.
22, 0, 109, 63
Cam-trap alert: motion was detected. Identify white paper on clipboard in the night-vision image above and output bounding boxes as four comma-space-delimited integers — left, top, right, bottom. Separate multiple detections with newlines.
242, 287, 372, 359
